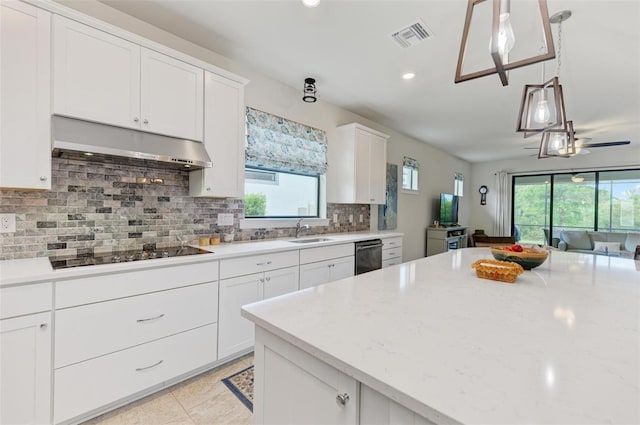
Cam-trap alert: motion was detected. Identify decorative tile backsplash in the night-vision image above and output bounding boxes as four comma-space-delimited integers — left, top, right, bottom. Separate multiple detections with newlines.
0, 157, 370, 260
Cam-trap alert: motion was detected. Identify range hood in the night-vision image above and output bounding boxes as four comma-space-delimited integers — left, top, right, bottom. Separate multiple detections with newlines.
51, 115, 212, 169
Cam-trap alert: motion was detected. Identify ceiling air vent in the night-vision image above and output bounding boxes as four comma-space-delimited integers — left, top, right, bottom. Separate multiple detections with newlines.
389, 19, 433, 48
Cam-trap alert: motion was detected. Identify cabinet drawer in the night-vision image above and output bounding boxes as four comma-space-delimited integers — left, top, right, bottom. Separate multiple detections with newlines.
382, 248, 402, 261
0, 283, 52, 319
382, 237, 403, 249
54, 323, 217, 424
220, 250, 298, 279
299, 243, 354, 264
55, 282, 218, 368
382, 259, 402, 268
56, 260, 218, 308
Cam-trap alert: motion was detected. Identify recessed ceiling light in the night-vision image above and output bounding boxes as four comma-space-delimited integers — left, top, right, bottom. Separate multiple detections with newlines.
302, 0, 320, 8
83, 152, 94, 156
402, 72, 415, 80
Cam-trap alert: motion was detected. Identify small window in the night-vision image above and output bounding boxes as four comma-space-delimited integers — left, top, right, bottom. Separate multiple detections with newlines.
402, 157, 419, 192
454, 172, 464, 197
245, 167, 319, 218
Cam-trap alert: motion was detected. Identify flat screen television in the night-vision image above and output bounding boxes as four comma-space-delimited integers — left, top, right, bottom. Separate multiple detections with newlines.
439, 193, 459, 226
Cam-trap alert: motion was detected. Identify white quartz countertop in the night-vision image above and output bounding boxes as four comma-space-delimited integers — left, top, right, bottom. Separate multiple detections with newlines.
242, 248, 640, 424
0, 231, 401, 287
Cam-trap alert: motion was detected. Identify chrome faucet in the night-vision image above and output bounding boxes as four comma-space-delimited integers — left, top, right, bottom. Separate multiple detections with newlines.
295, 218, 310, 238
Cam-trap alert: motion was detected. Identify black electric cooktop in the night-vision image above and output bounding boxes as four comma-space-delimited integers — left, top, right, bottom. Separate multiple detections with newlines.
49, 246, 212, 270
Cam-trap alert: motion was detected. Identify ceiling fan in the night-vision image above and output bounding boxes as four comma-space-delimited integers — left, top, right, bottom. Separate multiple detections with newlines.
524, 138, 631, 156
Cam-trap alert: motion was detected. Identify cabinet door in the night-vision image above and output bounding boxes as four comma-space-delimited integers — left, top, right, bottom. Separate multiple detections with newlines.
0, 312, 51, 425
0, 1, 51, 190
218, 273, 261, 359
261, 343, 357, 425
354, 128, 372, 203
329, 256, 355, 282
263, 266, 299, 300
368, 133, 387, 203
299, 260, 332, 290
190, 72, 245, 197
140, 48, 203, 141
53, 15, 140, 129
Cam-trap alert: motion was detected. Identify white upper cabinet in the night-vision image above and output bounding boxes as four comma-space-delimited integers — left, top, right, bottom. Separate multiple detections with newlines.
328, 123, 388, 204
140, 48, 203, 141
53, 15, 140, 131
53, 15, 203, 141
190, 71, 246, 197
0, 0, 51, 190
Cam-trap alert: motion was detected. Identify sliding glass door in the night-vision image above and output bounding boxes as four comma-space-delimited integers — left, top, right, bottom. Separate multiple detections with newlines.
512, 169, 640, 246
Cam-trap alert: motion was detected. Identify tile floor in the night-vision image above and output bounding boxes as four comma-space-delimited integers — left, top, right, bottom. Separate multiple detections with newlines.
82, 354, 254, 425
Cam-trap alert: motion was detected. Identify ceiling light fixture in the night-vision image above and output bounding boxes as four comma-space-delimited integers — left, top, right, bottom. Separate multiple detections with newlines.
402, 72, 415, 80
302, 78, 317, 103
455, 0, 555, 86
517, 10, 571, 137
571, 174, 585, 183
301, 0, 320, 8
538, 121, 576, 159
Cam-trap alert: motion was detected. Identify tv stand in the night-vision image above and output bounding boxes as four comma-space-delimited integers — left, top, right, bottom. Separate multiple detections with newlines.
426, 226, 468, 257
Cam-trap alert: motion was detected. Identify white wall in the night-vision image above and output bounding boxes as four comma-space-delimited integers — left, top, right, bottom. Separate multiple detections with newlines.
470, 148, 640, 236
53, 0, 471, 261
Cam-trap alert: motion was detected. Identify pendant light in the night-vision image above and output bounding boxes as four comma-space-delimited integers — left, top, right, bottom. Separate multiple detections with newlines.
455, 0, 555, 86
516, 10, 571, 137
538, 121, 576, 158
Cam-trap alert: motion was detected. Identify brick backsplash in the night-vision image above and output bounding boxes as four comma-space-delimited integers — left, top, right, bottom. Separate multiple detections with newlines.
0, 158, 370, 260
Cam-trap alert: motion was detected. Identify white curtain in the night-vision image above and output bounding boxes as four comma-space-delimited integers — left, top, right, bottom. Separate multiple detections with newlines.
494, 170, 510, 236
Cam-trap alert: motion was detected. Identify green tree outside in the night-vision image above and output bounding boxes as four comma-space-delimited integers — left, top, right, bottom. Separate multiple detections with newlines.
245, 193, 267, 217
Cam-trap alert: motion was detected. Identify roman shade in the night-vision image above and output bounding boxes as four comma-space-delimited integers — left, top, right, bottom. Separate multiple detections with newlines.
245, 107, 327, 175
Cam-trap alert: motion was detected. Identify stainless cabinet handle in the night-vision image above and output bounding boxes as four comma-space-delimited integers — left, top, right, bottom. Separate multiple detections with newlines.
336, 393, 350, 406
370, 198, 375, 201
136, 313, 165, 323
206, 187, 211, 191
143, 119, 149, 124
40, 323, 48, 329
265, 276, 270, 282
39, 176, 47, 181
136, 359, 163, 372
256, 261, 273, 266
133, 117, 139, 122
260, 278, 265, 283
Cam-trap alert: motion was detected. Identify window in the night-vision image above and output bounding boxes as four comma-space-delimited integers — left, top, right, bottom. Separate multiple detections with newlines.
244, 107, 327, 218
402, 157, 419, 192
245, 167, 319, 217
512, 169, 640, 245
454, 172, 464, 197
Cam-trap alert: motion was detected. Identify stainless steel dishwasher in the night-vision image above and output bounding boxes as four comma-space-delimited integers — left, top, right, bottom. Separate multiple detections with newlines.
354, 239, 383, 275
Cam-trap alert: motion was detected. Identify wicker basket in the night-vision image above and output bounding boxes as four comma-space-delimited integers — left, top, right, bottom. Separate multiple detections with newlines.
471, 259, 524, 283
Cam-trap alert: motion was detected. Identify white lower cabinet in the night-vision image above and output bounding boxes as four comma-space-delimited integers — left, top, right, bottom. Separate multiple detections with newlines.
299, 243, 354, 289
360, 384, 435, 425
254, 328, 357, 425
54, 323, 217, 424
299, 256, 355, 290
218, 265, 299, 359
0, 311, 52, 425
382, 236, 403, 268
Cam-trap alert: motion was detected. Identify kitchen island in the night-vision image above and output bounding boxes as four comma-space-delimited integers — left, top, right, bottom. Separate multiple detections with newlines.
242, 248, 640, 424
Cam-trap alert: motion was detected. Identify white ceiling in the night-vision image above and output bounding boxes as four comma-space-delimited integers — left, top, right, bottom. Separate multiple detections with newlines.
99, 0, 640, 163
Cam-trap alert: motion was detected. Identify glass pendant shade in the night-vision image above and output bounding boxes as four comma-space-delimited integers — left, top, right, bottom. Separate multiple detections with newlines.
302, 78, 317, 103
538, 121, 576, 158
455, 0, 555, 86
516, 77, 567, 137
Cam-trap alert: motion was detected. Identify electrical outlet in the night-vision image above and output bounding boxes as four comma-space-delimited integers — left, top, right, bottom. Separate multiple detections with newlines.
348, 214, 353, 224
359, 214, 363, 223
0, 214, 16, 233
218, 213, 234, 226
333, 213, 338, 222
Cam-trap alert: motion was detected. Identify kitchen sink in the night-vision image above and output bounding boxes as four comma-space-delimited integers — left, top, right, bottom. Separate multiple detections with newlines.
288, 238, 333, 244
